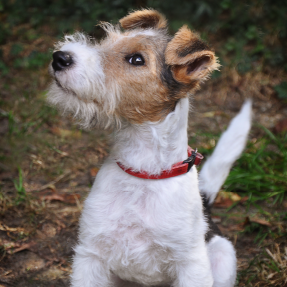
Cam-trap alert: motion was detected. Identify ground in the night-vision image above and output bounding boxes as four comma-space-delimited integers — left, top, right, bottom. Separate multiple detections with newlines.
0, 32, 287, 286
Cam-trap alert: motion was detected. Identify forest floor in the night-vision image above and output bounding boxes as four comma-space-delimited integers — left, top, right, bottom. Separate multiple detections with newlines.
0, 29, 287, 287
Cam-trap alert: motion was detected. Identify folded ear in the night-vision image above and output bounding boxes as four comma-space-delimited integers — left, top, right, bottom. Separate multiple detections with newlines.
165, 25, 220, 84
119, 9, 167, 30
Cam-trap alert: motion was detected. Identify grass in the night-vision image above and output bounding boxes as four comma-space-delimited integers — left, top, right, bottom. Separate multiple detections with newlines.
225, 126, 287, 204
238, 241, 287, 286
13, 168, 27, 204
195, 126, 287, 204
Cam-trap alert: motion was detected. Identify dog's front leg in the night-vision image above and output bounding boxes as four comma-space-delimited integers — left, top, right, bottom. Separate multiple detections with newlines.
71, 245, 113, 287
172, 254, 213, 287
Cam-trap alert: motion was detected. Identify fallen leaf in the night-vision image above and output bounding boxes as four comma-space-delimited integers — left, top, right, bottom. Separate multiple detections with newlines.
35, 230, 46, 240
250, 218, 271, 227
211, 216, 221, 223
60, 151, 69, 157
50, 127, 81, 138
63, 194, 81, 204
240, 196, 249, 203
228, 224, 245, 231
42, 223, 57, 237
90, 167, 99, 177
96, 146, 108, 157
267, 272, 277, 280
234, 216, 272, 230
214, 190, 242, 208
228, 217, 250, 231
214, 198, 233, 208
40, 193, 80, 204
41, 194, 65, 202
242, 216, 251, 227
200, 111, 224, 118
274, 118, 287, 134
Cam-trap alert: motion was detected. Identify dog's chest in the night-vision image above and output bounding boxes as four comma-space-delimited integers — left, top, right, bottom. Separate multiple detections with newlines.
82, 164, 204, 284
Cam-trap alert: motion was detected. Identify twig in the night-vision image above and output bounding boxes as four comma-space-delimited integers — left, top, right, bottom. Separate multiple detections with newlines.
30, 171, 71, 192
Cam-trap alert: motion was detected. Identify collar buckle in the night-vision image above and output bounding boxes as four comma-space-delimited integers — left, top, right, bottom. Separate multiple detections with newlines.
183, 148, 198, 172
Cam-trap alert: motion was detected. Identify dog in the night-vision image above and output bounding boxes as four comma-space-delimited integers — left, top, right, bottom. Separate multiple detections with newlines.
47, 9, 252, 287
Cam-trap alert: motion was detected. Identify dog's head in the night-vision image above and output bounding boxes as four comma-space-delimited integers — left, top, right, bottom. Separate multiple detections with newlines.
47, 9, 219, 128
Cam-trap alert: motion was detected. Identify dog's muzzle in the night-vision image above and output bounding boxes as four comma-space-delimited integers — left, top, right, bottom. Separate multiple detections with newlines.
52, 51, 73, 72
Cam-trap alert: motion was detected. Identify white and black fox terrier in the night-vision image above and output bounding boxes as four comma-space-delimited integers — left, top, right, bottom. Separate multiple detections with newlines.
47, 9, 252, 287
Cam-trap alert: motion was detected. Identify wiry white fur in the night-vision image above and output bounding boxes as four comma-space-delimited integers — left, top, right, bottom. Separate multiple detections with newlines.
207, 236, 237, 287
71, 98, 214, 287
111, 98, 189, 175
47, 32, 120, 128
199, 100, 252, 204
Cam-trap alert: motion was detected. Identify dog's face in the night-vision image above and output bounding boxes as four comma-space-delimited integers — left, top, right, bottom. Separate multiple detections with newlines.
47, 9, 219, 128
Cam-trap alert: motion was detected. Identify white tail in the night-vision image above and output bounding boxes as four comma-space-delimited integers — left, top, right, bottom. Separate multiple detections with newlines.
199, 100, 252, 205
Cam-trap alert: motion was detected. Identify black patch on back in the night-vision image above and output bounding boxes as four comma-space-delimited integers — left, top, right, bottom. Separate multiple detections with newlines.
177, 40, 210, 57
201, 193, 222, 242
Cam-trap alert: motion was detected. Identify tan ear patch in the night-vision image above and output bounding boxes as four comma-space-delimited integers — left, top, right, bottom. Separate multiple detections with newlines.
120, 9, 167, 30
171, 53, 217, 84
165, 25, 220, 84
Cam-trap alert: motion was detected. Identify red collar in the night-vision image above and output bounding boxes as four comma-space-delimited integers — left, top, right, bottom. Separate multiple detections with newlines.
117, 146, 203, 180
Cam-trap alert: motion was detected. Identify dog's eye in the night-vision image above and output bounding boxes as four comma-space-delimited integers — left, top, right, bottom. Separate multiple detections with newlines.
127, 54, 145, 66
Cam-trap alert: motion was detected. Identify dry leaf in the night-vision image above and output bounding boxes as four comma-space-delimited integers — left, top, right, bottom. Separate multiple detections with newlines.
211, 216, 221, 223
227, 217, 250, 231
200, 111, 224, 118
250, 218, 271, 227
90, 167, 99, 177
42, 223, 57, 237
96, 147, 108, 158
40, 193, 80, 204
214, 190, 242, 208
228, 224, 245, 231
240, 196, 249, 203
274, 118, 287, 134
50, 127, 81, 138
41, 194, 65, 202
63, 194, 81, 204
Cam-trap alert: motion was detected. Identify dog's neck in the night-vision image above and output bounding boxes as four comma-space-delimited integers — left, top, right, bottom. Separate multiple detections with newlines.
111, 98, 190, 175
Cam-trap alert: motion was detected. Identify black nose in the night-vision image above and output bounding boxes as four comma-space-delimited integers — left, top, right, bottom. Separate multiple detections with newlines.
52, 51, 73, 71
